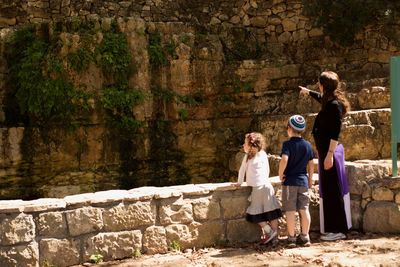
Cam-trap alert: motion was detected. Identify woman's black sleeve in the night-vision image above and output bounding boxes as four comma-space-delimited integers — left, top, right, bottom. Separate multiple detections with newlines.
326, 101, 343, 141
309, 90, 322, 103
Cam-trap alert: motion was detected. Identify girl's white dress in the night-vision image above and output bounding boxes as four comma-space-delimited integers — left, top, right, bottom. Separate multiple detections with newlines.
238, 150, 282, 222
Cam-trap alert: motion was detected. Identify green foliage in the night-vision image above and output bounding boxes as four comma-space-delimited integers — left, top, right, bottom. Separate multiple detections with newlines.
42, 259, 56, 267
101, 85, 145, 133
178, 108, 189, 121
148, 32, 168, 69
6, 26, 90, 125
233, 78, 253, 93
97, 32, 132, 83
302, 0, 400, 46
133, 248, 142, 258
89, 253, 103, 264
169, 240, 181, 252
68, 47, 93, 72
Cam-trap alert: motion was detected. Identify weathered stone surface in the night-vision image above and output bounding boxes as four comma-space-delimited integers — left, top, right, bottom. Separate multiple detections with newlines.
85, 231, 142, 261
0, 242, 39, 267
0, 214, 35, 245
220, 196, 248, 219
22, 198, 66, 213
165, 224, 193, 249
372, 187, 394, 201
189, 221, 225, 248
66, 207, 103, 236
351, 200, 363, 230
159, 198, 193, 225
363, 201, 400, 233
39, 238, 80, 267
227, 219, 260, 243
357, 87, 390, 109
143, 226, 168, 254
192, 198, 220, 221
103, 202, 156, 231
37, 211, 67, 238
0, 200, 24, 213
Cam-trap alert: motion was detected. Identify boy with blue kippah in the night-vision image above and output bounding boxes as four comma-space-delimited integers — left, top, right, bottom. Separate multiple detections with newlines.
279, 115, 314, 247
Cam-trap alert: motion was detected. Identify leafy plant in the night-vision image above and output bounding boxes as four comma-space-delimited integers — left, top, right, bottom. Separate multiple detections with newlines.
68, 47, 93, 72
89, 253, 103, 264
101, 85, 145, 133
302, 0, 400, 46
178, 108, 189, 121
97, 32, 132, 83
148, 32, 168, 69
233, 78, 253, 93
6, 26, 90, 125
133, 248, 142, 258
169, 240, 181, 252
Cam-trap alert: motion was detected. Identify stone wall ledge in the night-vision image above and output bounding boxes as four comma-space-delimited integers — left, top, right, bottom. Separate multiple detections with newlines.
1, 175, 400, 267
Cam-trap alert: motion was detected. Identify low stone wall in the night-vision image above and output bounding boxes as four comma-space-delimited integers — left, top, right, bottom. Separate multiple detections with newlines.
1, 176, 400, 266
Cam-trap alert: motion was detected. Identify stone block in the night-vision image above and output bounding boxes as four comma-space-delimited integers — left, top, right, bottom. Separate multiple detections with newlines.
165, 224, 193, 249
85, 231, 142, 261
66, 207, 103, 236
103, 202, 156, 231
396, 192, 400, 204
189, 221, 225, 248
37, 212, 67, 238
40, 238, 80, 266
372, 187, 394, 201
143, 226, 167, 254
0, 242, 38, 267
192, 198, 220, 221
351, 200, 362, 230
220, 196, 248, 219
227, 219, 261, 243
159, 198, 193, 225
0, 214, 35, 245
363, 201, 400, 233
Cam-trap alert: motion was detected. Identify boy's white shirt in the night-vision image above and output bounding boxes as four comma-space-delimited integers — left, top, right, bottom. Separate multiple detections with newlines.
237, 150, 270, 186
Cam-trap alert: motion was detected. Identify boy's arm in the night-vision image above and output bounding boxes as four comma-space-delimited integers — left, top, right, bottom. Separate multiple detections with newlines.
279, 154, 288, 182
307, 159, 314, 189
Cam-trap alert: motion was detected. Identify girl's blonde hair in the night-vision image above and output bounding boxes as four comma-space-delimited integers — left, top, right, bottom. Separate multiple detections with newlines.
245, 132, 266, 160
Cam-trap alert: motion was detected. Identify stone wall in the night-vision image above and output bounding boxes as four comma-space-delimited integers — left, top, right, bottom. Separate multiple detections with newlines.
0, 0, 399, 199
1, 174, 400, 267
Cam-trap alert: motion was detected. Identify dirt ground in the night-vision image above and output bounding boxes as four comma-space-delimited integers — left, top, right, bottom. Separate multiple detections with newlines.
84, 231, 400, 267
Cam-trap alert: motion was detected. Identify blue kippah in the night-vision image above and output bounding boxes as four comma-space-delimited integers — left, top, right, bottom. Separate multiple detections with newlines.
289, 115, 306, 132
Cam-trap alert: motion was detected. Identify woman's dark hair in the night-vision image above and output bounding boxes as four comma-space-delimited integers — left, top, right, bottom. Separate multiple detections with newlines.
319, 71, 350, 116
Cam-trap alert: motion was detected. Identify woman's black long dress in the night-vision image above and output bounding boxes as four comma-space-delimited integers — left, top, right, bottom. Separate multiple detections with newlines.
310, 91, 352, 234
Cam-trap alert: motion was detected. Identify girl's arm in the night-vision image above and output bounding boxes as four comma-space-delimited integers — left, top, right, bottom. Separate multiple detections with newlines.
237, 155, 247, 185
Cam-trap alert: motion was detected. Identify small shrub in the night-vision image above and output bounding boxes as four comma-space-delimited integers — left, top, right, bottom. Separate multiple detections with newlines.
169, 240, 181, 252
89, 253, 103, 264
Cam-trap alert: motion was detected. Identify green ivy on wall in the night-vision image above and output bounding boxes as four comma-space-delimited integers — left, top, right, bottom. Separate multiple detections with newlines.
6, 20, 144, 133
302, 0, 400, 46
6, 25, 91, 126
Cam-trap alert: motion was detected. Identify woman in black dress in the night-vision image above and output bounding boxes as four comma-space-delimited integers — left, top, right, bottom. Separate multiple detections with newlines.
299, 71, 352, 241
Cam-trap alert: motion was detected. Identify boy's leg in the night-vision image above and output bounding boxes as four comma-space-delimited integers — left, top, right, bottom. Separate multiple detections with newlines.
299, 208, 311, 235
285, 211, 296, 237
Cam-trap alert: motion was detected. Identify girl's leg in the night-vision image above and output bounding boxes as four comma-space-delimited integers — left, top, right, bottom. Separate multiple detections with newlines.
258, 221, 272, 234
285, 211, 296, 237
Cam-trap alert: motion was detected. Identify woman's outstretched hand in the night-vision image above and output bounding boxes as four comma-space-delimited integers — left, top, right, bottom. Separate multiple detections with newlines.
299, 86, 310, 96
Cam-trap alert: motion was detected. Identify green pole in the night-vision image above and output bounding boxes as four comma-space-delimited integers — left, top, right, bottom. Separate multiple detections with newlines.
390, 57, 399, 177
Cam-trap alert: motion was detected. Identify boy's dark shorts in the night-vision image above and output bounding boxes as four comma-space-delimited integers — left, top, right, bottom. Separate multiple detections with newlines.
281, 185, 309, 212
